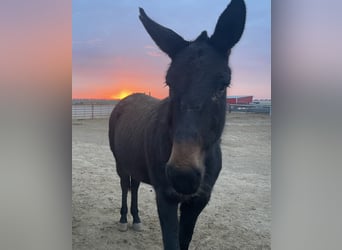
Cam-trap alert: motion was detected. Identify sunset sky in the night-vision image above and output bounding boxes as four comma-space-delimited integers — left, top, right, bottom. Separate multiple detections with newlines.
72, 0, 270, 100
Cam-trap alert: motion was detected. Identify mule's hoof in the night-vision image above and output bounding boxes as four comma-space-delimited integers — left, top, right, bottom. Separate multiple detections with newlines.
118, 222, 128, 232
132, 222, 143, 231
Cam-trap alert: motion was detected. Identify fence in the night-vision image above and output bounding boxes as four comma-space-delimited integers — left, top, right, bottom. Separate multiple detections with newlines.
228, 104, 271, 114
72, 104, 116, 119
72, 103, 271, 120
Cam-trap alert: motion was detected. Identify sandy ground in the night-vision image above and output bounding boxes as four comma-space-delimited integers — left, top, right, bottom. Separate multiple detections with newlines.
72, 113, 271, 250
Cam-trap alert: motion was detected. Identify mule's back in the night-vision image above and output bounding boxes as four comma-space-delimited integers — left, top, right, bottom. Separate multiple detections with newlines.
109, 93, 160, 183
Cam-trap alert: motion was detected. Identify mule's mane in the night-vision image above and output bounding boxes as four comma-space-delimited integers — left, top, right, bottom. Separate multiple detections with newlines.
194, 31, 209, 42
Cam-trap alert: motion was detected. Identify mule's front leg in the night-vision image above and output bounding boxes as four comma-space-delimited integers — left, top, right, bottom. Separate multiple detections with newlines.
156, 191, 179, 250
179, 195, 210, 250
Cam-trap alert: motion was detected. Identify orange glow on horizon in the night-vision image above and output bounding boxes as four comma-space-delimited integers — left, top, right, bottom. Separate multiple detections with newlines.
72, 86, 168, 100
111, 90, 133, 100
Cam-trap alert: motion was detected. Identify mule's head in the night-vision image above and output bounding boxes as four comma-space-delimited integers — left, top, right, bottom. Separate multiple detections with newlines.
139, 0, 246, 195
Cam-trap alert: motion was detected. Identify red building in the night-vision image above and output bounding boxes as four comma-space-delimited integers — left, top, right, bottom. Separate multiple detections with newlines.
226, 95, 253, 104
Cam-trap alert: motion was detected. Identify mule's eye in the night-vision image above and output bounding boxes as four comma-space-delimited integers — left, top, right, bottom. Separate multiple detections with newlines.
212, 84, 227, 102
218, 85, 226, 92
217, 84, 227, 95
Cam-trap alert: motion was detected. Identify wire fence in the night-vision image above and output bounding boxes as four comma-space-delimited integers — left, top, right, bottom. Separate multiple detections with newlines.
72, 104, 116, 119
72, 103, 271, 120
228, 104, 271, 115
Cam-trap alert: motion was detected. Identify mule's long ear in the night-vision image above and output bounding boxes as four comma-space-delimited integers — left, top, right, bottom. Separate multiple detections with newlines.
139, 8, 189, 58
210, 0, 246, 54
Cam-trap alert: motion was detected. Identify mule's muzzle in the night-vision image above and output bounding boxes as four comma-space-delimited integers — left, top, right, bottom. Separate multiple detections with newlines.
166, 165, 201, 195
166, 141, 204, 195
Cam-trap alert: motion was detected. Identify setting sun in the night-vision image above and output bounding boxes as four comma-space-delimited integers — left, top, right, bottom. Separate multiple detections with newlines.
111, 90, 133, 100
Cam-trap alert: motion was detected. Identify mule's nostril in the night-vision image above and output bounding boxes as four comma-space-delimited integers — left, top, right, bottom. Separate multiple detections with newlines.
166, 165, 201, 195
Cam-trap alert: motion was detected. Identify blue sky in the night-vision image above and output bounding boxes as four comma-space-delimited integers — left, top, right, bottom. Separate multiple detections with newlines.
72, 0, 271, 99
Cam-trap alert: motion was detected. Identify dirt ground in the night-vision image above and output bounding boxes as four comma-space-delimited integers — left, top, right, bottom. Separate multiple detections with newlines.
72, 112, 271, 250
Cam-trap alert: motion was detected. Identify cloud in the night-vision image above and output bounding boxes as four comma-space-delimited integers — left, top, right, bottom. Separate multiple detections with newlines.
144, 45, 163, 57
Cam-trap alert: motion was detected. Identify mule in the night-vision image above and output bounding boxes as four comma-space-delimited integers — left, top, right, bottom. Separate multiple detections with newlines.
109, 1, 246, 249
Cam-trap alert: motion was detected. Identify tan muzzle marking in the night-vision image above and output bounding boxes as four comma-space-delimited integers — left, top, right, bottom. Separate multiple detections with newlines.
167, 142, 204, 170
